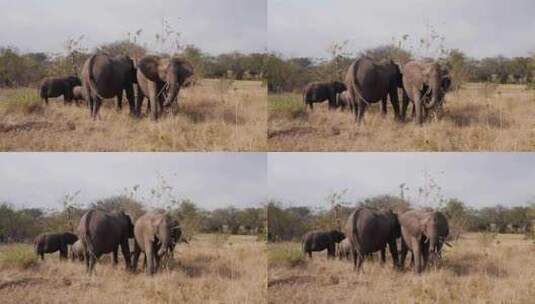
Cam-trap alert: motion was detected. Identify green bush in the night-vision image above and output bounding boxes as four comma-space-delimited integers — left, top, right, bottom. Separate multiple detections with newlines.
0, 244, 38, 270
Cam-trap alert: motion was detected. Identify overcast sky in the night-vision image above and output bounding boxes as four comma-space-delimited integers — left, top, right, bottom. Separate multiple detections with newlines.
268, 153, 535, 210
0, 153, 266, 211
0, 0, 266, 54
268, 0, 535, 59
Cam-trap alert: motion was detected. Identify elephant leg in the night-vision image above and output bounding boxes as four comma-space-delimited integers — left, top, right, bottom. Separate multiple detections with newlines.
60, 246, 67, 260
400, 239, 408, 269
387, 240, 399, 269
328, 94, 336, 110
327, 244, 335, 258
116, 91, 123, 111
44, 96, 49, 105
356, 99, 367, 124
40, 252, 44, 261
112, 247, 118, 266
380, 247, 386, 264
120, 240, 132, 271
132, 242, 141, 272
389, 90, 401, 121
381, 98, 387, 116
125, 85, 135, 116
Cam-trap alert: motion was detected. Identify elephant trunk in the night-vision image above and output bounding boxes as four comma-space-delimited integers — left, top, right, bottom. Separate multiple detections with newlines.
157, 225, 171, 258
424, 77, 441, 110
164, 82, 179, 108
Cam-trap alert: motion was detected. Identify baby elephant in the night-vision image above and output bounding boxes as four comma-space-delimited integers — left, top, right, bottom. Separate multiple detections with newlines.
71, 86, 86, 105
34, 232, 78, 261
302, 230, 345, 258
70, 240, 85, 262
303, 81, 347, 110
39, 76, 81, 105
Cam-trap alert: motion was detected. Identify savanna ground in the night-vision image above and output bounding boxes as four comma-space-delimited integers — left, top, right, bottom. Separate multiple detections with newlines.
268, 84, 535, 151
0, 79, 267, 151
0, 234, 266, 304
268, 233, 535, 304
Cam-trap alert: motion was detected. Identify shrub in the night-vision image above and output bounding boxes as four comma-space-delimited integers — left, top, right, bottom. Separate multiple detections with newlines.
269, 243, 305, 268
0, 244, 38, 270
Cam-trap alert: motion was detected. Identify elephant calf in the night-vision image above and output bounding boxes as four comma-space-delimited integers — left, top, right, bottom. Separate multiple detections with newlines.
302, 230, 345, 258
33, 232, 78, 261
72, 86, 86, 105
70, 240, 85, 262
39, 76, 81, 105
303, 81, 347, 111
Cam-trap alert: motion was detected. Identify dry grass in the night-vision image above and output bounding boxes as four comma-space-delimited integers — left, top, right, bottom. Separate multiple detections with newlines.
268, 233, 535, 304
268, 83, 535, 151
0, 234, 266, 304
0, 79, 267, 151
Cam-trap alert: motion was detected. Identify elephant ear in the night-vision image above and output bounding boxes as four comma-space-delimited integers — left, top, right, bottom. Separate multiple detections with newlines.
138, 56, 164, 82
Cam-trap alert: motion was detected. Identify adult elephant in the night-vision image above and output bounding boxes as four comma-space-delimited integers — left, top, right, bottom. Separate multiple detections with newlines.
132, 212, 179, 275
401, 59, 451, 124
81, 53, 137, 120
33, 232, 78, 261
398, 209, 450, 273
39, 76, 81, 105
136, 55, 194, 120
70, 239, 85, 262
303, 81, 347, 110
77, 209, 134, 274
345, 207, 401, 271
345, 57, 403, 124
302, 230, 345, 258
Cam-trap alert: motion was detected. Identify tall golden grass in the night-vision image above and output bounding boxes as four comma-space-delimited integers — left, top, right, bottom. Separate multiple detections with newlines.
0, 79, 267, 151
268, 233, 535, 304
268, 83, 535, 151
0, 234, 266, 304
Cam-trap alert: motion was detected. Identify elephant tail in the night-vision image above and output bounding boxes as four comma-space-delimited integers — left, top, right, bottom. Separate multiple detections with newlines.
349, 207, 364, 256
348, 59, 371, 105
81, 210, 97, 260
86, 55, 105, 101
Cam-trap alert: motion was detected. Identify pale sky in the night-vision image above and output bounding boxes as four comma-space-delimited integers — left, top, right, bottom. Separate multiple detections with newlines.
0, 153, 267, 211
268, 153, 535, 210
0, 0, 266, 55
268, 0, 535, 59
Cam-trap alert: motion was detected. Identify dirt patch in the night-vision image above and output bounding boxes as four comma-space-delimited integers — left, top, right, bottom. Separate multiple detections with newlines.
268, 275, 314, 287
0, 121, 51, 133
268, 127, 315, 139
0, 277, 46, 290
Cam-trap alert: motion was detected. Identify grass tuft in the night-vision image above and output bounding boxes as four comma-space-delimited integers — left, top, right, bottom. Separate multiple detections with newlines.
0, 244, 38, 270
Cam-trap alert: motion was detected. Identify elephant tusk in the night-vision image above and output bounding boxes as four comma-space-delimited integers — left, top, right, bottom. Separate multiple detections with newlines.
444, 241, 453, 247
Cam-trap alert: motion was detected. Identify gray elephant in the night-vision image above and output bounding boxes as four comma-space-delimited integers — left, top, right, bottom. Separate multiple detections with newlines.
70, 239, 85, 262
136, 55, 194, 120
132, 212, 179, 275
303, 81, 347, 111
345, 57, 403, 123
39, 76, 81, 105
72, 86, 86, 105
33, 232, 78, 261
337, 238, 352, 260
81, 53, 137, 120
398, 209, 450, 273
77, 209, 134, 274
345, 207, 401, 271
401, 59, 451, 124
302, 230, 345, 258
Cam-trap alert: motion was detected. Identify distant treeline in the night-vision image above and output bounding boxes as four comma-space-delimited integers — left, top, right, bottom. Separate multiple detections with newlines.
268, 195, 535, 242
0, 196, 266, 243
266, 45, 535, 93
0, 41, 266, 87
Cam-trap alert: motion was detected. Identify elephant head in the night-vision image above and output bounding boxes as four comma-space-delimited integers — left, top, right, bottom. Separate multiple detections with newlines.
421, 62, 447, 110
64, 76, 81, 101
422, 211, 450, 259
137, 55, 194, 107
332, 81, 347, 94
329, 230, 345, 243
